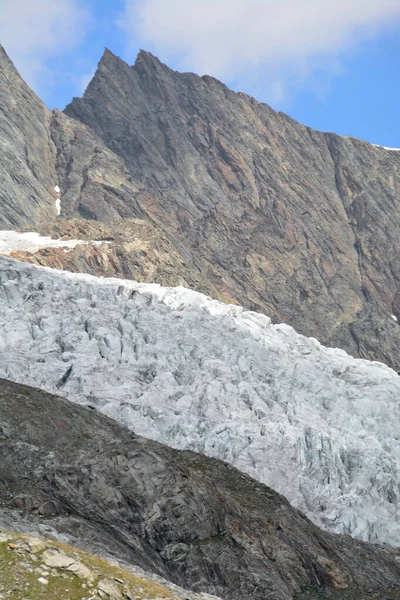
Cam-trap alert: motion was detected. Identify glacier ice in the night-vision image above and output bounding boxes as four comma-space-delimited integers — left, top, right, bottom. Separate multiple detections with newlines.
1, 257, 400, 546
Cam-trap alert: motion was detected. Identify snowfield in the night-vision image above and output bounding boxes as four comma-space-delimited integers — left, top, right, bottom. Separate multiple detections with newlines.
0, 231, 109, 256
372, 144, 400, 151
1, 257, 400, 545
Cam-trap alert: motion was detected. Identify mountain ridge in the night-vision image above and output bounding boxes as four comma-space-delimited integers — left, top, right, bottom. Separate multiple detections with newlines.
0, 45, 58, 228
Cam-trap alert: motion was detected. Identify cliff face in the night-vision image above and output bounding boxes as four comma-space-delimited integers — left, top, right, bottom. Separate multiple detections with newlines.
64, 50, 400, 369
0, 46, 58, 228
1, 45, 400, 368
50, 109, 150, 222
2, 379, 400, 600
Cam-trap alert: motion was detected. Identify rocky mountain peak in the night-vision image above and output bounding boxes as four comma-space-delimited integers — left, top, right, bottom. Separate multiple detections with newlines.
100, 46, 120, 62
134, 48, 170, 70
83, 48, 173, 102
96, 46, 131, 75
64, 48, 400, 371
77, 47, 132, 109
1, 46, 400, 370
97, 47, 166, 72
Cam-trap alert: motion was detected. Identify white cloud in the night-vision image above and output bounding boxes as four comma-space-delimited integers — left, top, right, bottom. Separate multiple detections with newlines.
0, 0, 89, 93
119, 0, 400, 100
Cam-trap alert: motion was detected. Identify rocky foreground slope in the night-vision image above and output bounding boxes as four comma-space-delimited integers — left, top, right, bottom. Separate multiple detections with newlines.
1, 257, 400, 547
1, 44, 400, 369
0, 530, 218, 600
2, 378, 400, 600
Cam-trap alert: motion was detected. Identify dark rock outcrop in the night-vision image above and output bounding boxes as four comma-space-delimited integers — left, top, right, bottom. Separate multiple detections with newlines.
1, 379, 400, 600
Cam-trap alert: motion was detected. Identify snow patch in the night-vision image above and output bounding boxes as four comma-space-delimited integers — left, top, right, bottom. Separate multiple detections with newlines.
372, 144, 400, 152
54, 185, 61, 216
392, 314, 398, 322
1, 257, 400, 546
0, 231, 109, 256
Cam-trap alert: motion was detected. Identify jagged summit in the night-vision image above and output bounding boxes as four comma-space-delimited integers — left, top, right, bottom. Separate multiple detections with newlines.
64, 47, 400, 371
135, 48, 170, 68
0, 44, 15, 70
91, 47, 173, 87
101, 46, 119, 60
98, 47, 169, 69
75, 47, 182, 111
96, 46, 126, 71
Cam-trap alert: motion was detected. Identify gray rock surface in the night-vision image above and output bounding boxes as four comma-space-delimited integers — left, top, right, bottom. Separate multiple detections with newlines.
50, 109, 147, 222
0, 46, 57, 228
1, 379, 400, 600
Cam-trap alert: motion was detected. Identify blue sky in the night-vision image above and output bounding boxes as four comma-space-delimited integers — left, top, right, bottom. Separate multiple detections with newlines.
1, 0, 400, 147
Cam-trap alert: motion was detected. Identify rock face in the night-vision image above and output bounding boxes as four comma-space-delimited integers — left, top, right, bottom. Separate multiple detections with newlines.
0, 46, 58, 228
1, 257, 400, 547
50, 109, 149, 222
1, 379, 400, 600
392, 288, 400, 322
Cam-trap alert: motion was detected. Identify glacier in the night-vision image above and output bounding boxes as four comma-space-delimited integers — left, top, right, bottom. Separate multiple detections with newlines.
1, 256, 400, 546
